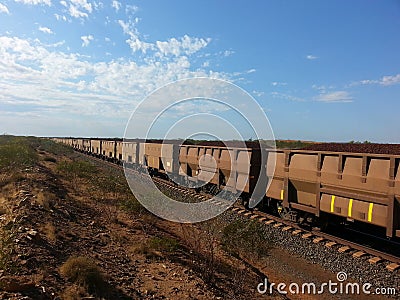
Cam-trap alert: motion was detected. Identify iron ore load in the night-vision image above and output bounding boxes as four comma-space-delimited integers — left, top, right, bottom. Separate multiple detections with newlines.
53, 138, 400, 240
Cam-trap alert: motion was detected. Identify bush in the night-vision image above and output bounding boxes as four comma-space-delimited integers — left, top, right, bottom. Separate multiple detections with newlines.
134, 236, 179, 258
148, 236, 179, 252
222, 219, 273, 261
60, 256, 105, 294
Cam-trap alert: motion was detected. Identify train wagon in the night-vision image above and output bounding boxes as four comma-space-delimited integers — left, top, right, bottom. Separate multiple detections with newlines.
179, 144, 262, 195
122, 140, 138, 166
138, 142, 178, 176
90, 139, 102, 156
116, 141, 123, 162
102, 140, 116, 161
268, 150, 400, 238
82, 139, 91, 153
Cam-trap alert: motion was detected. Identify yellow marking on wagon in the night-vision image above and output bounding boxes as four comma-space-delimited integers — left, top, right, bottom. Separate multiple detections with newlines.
348, 199, 353, 217
280, 189, 284, 200
330, 195, 335, 213
368, 203, 374, 222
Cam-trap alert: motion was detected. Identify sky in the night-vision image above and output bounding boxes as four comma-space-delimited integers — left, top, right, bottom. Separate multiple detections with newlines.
0, 0, 399, 142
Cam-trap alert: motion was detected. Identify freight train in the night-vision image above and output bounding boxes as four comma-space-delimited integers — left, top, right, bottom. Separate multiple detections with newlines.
53, 138, 400, 239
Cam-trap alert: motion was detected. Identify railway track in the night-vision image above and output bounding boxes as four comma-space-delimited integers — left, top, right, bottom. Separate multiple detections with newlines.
80, 151, 400, 272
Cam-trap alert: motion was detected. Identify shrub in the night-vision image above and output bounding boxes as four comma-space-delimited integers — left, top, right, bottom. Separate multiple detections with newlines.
60, 256, 105, 294
222, 219, 273, 261
148, 236, 179, 252
134, 236, 179, 258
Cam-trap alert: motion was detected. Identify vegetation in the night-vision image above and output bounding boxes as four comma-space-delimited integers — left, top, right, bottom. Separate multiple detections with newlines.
349, 140, 371, 144
134, 236, 180, 258
0, 135, 38, 170
60, 256, 105, 294
0, 220, 18, 274
120, 196, 143, 214
222, 219, 273, 261
37, 138, 73, 156
148, 236, 180, 252
57, 161, 96, 179
93, 174, 129, 197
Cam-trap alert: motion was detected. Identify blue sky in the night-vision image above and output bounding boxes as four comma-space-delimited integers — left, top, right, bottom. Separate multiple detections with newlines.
0, 0, 399, 142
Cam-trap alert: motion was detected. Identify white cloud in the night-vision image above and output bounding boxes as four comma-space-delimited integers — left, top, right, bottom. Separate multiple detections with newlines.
271, 91, 304, 102
44, 40, 65, 47
0, 3, 9, 14
306, 54, 318, 60
315, 91, 353, 103
69, 4, 88, 18
223, 50, 234, 57
271, 81, 287, 86
246, 69, 256, 74
71, 0, 92, 12
112, 0, 120, 12
38, 26, 53, 34
252, 90, 264, 97
156, 35, 210, 57
0, 35, 229, 122
118, 19, 154, 53
353, 73, 400, 87
118, 19, 210, 56
92, 1, 102, 10
14, 0, 51, 5
62, 0, 93, 19
81, 35, 93, 47
54, 13, 67, 21
312, 84, 326, 90
357, 79, 377, 85
126, 38, 154, 54
125, 4, 138, 14
380, 74, 400, 86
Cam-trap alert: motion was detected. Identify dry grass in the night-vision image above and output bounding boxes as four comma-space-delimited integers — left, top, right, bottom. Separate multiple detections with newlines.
0, 217, 18, 274
133, 236, 180, 259
60, 256, 105, 294
41, 222, 57, 244
0, 172, 25, 189
0, 197, 8, 216
57, 160, 97, 189
34, 190, 56, 211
